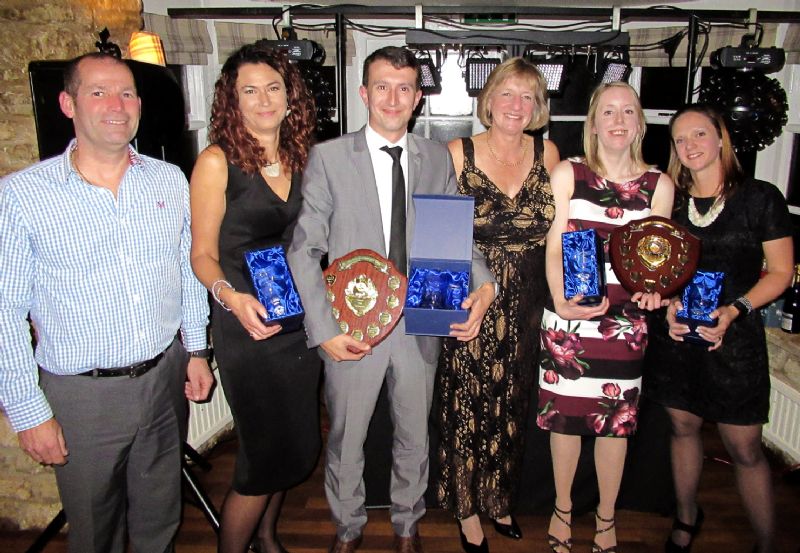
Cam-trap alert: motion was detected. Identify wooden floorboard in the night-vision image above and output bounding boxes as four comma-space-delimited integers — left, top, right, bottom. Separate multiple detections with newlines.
3, 422, 799, 552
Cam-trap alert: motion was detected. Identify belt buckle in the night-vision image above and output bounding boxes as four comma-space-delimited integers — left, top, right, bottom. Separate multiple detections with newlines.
129, 362, 149, 378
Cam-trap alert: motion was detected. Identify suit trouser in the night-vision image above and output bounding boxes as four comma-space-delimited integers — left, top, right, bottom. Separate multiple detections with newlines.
324, 323, 437, 541
40, 340, 188, 553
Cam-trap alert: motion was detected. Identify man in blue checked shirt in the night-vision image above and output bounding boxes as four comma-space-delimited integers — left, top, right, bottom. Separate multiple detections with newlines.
0, 52, 213, 553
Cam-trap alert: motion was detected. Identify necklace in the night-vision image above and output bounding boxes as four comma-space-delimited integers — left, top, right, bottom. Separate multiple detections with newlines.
486, 132, 528, 167
688, 195, 726, 227
70, 147, 98, 185
262, 160, 281, 178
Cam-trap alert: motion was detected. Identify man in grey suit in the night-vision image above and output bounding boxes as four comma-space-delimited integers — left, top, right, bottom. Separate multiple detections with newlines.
288, 46, 496, 553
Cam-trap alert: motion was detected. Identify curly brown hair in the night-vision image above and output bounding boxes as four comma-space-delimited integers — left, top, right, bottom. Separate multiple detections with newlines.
209, 44, 316, 175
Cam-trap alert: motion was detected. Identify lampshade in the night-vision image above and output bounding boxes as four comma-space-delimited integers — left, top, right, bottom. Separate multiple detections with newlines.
129, 31, 166, 66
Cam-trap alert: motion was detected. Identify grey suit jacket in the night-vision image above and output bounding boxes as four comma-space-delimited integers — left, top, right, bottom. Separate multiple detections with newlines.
288, 127, 494, 359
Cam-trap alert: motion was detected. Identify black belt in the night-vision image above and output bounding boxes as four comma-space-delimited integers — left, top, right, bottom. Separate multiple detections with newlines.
78, 351, 165, 378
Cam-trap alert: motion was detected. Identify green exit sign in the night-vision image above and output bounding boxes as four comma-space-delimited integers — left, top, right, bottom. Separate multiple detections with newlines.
464, 13, 518, 24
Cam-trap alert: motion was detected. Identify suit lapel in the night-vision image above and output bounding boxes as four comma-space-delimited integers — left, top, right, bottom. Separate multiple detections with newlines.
405, 135, 423, 258
352, 129, 388, 255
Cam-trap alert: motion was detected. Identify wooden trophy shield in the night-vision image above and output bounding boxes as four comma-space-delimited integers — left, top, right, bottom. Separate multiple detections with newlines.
322, 249, 407, 347
609, 215, 700, 297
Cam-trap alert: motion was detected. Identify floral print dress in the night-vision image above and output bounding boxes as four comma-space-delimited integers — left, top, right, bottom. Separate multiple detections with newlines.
537, 159, 660, 437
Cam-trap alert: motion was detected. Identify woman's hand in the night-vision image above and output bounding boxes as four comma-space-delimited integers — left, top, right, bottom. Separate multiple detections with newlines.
631, 291, 670, 311
665, 299, 690, 342
695, 304, 737, 351
221, 288, 283, 340
554, 295, 610, 321
666, 299, 734, 351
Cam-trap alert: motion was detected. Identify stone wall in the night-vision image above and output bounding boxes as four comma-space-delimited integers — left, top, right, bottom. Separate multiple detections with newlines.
0, 0, 142, 178
0, 0, 141, 531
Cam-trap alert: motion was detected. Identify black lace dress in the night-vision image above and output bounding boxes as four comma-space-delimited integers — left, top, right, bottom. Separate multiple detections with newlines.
434, 136, 554, 519
645, 179, 792, 424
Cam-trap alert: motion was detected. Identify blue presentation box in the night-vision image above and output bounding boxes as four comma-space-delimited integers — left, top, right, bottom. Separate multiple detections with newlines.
244, 245, 304, 334
562, 228, 606, 305
676, 270, 724, 346
404, 195, 473, 336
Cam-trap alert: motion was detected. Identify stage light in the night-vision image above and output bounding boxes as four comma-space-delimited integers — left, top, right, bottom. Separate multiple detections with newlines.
700, 69, 788, 152
598, 59, 631, 84
532, 55, 569, 95
465, 58, 500, 96
417, 56, 441, 95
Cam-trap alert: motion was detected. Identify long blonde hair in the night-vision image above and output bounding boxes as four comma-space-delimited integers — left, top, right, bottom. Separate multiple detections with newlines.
583, 82, 647, 176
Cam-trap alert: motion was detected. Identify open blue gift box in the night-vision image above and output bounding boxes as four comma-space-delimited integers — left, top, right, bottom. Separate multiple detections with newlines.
404, 194, 473, 336
244, 245, 304, 334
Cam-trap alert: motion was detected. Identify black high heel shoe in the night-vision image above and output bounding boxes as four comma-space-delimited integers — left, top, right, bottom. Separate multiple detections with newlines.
457, 520, 489, 553
492, 515, 522, 540
664, 506, 704, 553
592, 512, 617, 553
547, 505, 572, 553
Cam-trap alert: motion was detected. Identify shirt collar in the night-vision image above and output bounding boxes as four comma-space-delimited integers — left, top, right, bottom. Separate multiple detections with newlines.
62, 139, 145, 182
365, 124, 408, 154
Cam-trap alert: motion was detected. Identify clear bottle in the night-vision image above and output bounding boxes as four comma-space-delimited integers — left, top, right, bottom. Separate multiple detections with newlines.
780, 264, 800, 333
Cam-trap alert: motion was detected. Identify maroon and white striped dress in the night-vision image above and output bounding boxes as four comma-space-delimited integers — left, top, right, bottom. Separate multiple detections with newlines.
536, 159, 660, 437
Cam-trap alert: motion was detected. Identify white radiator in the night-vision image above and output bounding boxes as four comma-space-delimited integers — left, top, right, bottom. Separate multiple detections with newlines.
764, 375, 800, 463
187, 368, 233, 452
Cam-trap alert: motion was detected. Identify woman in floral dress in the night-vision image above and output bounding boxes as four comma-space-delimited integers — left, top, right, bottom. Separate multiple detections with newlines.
536, 82, 674, 553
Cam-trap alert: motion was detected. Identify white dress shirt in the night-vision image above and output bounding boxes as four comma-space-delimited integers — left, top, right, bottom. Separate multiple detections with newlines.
364, 124, 409, 255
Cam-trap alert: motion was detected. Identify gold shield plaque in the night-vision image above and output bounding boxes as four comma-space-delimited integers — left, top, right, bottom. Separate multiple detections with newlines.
322, 249, 407, 346
608, 216, 700, 296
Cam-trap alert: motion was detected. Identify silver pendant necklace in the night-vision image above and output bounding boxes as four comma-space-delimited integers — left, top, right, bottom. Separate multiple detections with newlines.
688, 195, 725, 227
262, 161, 281, 178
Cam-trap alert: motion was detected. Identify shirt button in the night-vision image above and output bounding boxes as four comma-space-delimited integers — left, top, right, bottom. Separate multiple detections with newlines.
132, 294, 140, 303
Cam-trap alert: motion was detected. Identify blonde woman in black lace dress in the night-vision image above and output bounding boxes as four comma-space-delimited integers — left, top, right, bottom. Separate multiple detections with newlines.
434, 57, 559, 553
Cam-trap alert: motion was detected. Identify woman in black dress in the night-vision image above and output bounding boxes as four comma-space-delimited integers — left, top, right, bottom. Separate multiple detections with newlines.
190, 45, 320, 553
645, 105, 793, 553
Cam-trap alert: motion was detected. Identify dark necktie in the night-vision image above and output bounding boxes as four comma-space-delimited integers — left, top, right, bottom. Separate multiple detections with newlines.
380, 145, 407, 274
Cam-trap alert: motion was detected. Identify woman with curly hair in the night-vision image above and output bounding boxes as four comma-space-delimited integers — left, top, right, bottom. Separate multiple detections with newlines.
536, 82, 673, 553
190, 44, 321, 553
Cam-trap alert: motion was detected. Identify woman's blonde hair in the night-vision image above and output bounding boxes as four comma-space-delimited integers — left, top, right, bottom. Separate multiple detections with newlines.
583, 81, 647, 175
476, 57, 550, 131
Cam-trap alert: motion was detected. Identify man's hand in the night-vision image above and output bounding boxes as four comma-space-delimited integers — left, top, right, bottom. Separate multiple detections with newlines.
18, 418, 68, 465
185, 357, 214, 402
449, 282, 496, 342
321, 334, 371, 362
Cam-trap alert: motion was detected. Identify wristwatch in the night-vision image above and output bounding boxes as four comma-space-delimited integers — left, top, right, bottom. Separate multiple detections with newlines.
188, 348, 213, 359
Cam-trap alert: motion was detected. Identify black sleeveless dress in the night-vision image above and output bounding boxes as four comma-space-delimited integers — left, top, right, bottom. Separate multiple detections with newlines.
212, 163, 321, 495
434, 135, 554, 519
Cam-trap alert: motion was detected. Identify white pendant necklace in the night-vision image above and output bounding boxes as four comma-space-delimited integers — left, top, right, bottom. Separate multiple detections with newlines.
262, 161, 281, 178
688, 195, 725, 227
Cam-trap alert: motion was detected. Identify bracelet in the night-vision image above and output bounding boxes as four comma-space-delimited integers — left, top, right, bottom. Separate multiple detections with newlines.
211, 279, 235, 311
731, 296, 753, 318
